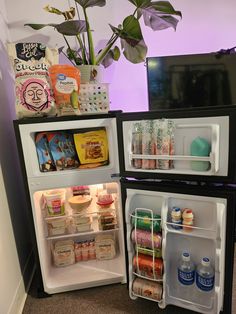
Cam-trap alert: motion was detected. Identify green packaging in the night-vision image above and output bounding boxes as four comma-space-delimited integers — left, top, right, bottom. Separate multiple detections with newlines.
131, 210, 161, 232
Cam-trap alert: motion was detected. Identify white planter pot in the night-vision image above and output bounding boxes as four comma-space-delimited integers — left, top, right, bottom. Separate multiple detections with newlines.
77, 65, 103, 84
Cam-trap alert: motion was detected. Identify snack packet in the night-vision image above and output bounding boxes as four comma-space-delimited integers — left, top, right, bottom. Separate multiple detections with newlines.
48, 64, 80, 116
7, 43, 58, 118
35, 132, 56, 172
47, 132, 79, 170
73, 128, 109, 169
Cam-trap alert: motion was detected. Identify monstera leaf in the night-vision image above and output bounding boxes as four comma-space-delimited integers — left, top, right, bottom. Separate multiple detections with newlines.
110, 15, 147, 63
75, 0, 106, 8
128, 0, 181, 30
25, 20, 87, 36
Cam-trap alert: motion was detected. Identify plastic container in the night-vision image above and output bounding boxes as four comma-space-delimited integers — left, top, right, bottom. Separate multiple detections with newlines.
95, 234, 116, 260
46, 217, 67, 236
190, 137, 211, 171
72, 215, 91, 225
98, 211, 117, 231
170, 207, 182, 230
196, 257, 215, 292
75, 222, 92, 233
53, 240, 75, 267
68, 195, 92, 213
44, 189, 66, 216
182, 209, 194, 232
96, 194, 114, 208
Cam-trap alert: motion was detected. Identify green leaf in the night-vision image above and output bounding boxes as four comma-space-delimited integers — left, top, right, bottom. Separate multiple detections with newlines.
101, 46, 121, 68
75, 0, 106, 9
122, 15, 143, 42
24, 23, 57, 30
121, 38, 147, 63
55, 20, 87, 36
137, 1, 182, 31
25, 20, 87, 36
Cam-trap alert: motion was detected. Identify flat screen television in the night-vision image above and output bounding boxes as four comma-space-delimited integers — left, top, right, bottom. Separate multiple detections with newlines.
147, 52, 236, 110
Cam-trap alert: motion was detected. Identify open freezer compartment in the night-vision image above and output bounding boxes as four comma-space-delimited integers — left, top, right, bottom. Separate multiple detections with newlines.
14, 114, 120, 189
122, 182, 230, 314
117, 107, 236, 182
31, 182, 126, 294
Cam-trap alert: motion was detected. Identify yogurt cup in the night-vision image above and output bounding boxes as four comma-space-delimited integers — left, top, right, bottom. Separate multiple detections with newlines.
44, 189, 66, 216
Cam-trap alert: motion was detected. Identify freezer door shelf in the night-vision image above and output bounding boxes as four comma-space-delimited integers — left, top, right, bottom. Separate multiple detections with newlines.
42, 255, 124, 294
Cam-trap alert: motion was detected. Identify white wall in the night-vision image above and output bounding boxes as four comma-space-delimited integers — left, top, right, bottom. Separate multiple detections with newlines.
0, 1, 33, 313
5, 0, 236, 112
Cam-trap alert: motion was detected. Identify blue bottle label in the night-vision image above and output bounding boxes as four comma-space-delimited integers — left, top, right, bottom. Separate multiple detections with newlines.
178, 268, 195, 285
196, 272, 214, 291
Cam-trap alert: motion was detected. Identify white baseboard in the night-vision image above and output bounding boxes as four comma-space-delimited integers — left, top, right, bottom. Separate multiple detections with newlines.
8, 250, 35, 314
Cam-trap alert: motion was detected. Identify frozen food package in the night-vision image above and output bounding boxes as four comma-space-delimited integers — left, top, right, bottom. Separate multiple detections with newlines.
47, 132, 79, 170
35, 132, 56, 172
48, 64, 80, 116
7, 43, 58, 118
73, 128, 109, 169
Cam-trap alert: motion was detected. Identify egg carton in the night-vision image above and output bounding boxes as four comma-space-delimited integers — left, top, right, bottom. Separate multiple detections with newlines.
78, 83, 110, 114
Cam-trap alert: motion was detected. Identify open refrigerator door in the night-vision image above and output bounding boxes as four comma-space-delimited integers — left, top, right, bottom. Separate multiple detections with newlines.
117, 106, 236, 182
14, 114, 126, 294
121, 181, 235, 314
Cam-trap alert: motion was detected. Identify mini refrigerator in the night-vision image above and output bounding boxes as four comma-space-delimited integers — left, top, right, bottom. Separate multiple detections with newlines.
14, 106, 236, 313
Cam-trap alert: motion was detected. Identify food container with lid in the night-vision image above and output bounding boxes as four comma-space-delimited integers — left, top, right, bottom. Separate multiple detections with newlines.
68, 195, 92, 213
96, 194, 114, 208
46, 217, 67, 236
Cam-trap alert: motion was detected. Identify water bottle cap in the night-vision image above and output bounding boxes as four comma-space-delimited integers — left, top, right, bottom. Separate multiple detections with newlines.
182, 252, 190, 261
202, 257, 210, 266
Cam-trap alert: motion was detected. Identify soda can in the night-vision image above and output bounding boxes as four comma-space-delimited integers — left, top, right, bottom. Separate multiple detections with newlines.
132, 277, 162, 301
131, 210, 161, 232
133, 254, 163, 279
131, 229, 162, 249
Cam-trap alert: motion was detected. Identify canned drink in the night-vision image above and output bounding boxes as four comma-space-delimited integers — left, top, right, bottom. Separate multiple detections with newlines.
131, 229, 162, 249
137, 246, 162, 258
132, 277, 162, 301
133, 254, 163, 279
131, 210, 161, 232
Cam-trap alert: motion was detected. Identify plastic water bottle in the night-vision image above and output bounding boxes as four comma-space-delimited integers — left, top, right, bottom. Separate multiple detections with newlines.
196, 257, 215, 292
177, 252, 195, 286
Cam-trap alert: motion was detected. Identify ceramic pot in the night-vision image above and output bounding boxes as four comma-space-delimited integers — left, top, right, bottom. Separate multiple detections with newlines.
77, 65, 103, 84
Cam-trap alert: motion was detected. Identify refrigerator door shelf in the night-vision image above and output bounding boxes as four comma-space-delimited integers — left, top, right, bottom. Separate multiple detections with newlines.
118, 107, 236, 182
124, 187, 227, 314
129, 123, 220, 175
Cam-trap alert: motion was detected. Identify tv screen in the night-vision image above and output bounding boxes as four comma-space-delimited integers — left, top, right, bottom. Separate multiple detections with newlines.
147, 52, 236, 110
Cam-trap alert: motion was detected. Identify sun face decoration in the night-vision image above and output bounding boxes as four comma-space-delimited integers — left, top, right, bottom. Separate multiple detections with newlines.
20, 78, 52, 112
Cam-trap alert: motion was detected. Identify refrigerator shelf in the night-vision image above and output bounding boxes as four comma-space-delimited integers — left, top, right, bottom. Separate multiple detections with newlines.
46, 227, 120, 240
167, 288, 214, 310
165, 222, 217, 239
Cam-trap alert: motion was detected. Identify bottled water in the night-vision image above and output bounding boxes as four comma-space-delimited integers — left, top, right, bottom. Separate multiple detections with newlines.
177, 252, 195, 286
196, 257, 215, 292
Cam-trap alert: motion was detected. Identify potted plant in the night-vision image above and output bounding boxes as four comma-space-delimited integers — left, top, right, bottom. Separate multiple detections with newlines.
25, 0, 182, 82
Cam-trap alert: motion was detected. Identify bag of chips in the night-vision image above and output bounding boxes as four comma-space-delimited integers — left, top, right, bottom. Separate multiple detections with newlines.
73, 128, 109, 169
48, 64, 80, 116
35, 132, 56, 172
8, 42, 58, 118
47, 132, 79, 170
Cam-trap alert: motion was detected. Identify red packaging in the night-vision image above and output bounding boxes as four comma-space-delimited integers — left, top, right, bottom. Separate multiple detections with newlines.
133, 254, 163, 280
